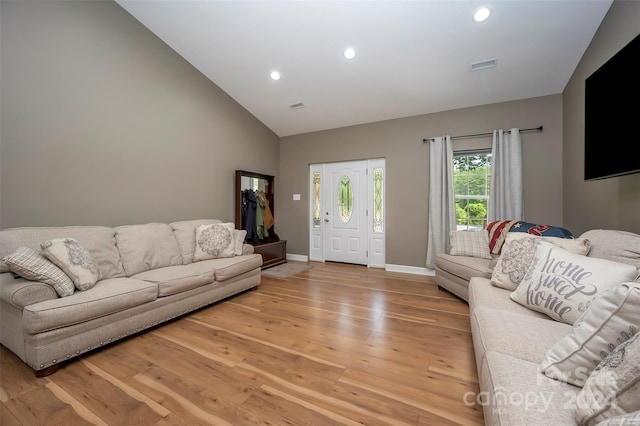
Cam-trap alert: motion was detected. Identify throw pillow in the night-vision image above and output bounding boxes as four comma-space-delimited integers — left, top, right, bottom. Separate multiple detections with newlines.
486, 220, 519, 255
194, 223, 236, 260
507, 233, 591, 255
594, 411, 640, 426
232, 229, 247, 256
510, 241, 639, 324
491, 234, 591, 291
40, 238, 100, 291
509, 221, 573, 238
575, 331, 640, 426
541, 282, 640, 387
449, 230, 491, 260
3, 247, 75, 297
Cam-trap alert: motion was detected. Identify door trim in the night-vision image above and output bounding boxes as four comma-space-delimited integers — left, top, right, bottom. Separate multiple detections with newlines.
309, 159, 385, 267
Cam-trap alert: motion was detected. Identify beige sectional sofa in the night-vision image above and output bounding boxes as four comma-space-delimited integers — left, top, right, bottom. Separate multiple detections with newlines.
0, 219, 262, 376
437, 229, 640, 425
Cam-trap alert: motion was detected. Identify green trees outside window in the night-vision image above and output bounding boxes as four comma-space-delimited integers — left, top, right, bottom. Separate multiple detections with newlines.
453, 152, 491, 230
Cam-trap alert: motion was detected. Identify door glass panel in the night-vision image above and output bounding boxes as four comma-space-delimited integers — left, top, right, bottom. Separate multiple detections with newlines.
373, 167, 384, 232
313, 172, 321, 228
337, 176, 353, 223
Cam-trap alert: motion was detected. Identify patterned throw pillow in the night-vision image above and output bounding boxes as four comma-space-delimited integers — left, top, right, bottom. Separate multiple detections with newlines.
3, 247, 75, 297
541, 282, 640, 387
509, 221, 573, 238
194, 223, 236, 260
232, 229, 247, 256
491, 234, 591, 291
40, 238, 100, 291
575, 332, 640, 426
510, 241, 639, 324
594, 411, 640, 426
486, 220, 574, 255
486, 220, 519, 255
449, 230, 491, 259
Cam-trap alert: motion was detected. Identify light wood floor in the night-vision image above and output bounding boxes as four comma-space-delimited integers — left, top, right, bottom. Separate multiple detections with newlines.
0, 262, 484, 425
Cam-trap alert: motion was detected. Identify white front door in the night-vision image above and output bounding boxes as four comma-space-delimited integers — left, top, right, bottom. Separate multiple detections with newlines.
322, 160, 368, 265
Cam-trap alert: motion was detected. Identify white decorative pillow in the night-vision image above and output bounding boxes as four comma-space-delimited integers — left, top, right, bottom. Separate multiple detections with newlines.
491, 234, 592, 291
576, 332, 640, 426
510, 241, 639, 324
3, 247, 75, 297
194, 223, 236, 260
541, 282, 640, 387
507, 233, 592, 255
40, 238, 100, 291
449, 230, 491, 259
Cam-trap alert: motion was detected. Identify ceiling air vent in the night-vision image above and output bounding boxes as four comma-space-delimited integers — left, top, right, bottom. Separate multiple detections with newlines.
289, 102, 305, 109
470, 58, 498, 71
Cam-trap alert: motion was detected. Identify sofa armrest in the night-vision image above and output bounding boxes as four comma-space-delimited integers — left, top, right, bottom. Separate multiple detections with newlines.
0, 273, 57, 309
242, 244, 255, 255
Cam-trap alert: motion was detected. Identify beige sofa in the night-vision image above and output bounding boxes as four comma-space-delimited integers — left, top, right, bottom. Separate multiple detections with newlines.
437, 230, 640, 425
0, 219, 262, 376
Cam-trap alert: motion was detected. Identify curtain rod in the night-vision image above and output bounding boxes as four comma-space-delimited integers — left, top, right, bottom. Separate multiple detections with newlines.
422, 125, 543, 143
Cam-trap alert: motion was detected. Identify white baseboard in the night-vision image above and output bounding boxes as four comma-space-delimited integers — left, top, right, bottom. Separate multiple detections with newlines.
286, 253, 309, 262
285, 254, 435, 276
385, 264, 436, 276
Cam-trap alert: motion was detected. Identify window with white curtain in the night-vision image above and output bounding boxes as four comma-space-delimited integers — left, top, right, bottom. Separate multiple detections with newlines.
453, 150, 492, 231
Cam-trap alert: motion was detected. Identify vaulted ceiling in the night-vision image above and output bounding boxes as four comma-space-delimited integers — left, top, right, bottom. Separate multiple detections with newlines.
116, 0, 613, 137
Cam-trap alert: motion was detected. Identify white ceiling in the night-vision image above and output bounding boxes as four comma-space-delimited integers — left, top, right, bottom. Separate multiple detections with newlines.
115, 0, 613, 137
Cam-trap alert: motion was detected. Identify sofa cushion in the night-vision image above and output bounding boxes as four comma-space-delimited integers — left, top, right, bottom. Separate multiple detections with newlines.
170, 219, 222, 264
3, 247, 75, 297
132, 263, 217, 297
0, 226, 125, 279
510, 241, 639, 324
469, 277, 549, 318
212, 254, 263, 281
471, 306, 570, 366
542, 282, 640, 387
40, 238, 100, 291
576, 331, 640, 426
435, 253, 493, 282
22, 278, 158, 334
115, 223, 183, 276
479, 351, 580, 426
580, 229, 640, 271
449, 230, 492, 259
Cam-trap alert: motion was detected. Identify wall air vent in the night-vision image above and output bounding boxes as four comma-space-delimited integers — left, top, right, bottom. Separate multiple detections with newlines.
289, 102, 305, 109
470, 58, 498, 71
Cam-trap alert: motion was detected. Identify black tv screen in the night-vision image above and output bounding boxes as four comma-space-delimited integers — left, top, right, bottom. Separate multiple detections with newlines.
584, 34, 640, 181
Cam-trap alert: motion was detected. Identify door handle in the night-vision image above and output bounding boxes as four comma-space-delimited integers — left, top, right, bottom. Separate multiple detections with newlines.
324, 218, 330, 222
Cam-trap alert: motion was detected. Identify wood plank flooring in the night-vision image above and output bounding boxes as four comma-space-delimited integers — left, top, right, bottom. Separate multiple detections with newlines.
0, 262, 484, 425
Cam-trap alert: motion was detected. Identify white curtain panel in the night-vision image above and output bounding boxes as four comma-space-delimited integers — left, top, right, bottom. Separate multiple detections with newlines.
426, 135, 456, 269
488, 128, 524, 222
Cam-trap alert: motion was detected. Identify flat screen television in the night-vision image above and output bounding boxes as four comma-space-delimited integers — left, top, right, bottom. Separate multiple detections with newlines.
584, 33, 640, 181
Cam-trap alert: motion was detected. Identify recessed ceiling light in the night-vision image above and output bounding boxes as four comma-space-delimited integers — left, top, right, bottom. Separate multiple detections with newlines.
473, 7, 491, 22
270, 71, 280, 81
344, 48, 356, 59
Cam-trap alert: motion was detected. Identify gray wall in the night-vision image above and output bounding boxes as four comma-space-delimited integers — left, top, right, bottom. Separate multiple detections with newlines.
563, 0, 640, 235
279, 95, 563, 267
0, 0, 279, 228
